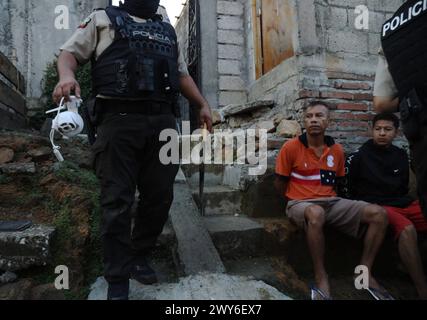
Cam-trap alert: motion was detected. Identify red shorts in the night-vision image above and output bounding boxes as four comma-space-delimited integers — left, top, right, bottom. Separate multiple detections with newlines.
383, 201, 427, 240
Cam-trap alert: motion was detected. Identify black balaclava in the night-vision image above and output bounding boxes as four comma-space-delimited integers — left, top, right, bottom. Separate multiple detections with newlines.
120, 0, 160, 18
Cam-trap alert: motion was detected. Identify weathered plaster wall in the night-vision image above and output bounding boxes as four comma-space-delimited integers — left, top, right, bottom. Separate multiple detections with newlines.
0, 0, 109, 110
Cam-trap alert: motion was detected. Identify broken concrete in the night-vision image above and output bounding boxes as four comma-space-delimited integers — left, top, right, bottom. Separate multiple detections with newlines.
0, 224, 55, 271
255, 120, 276, 137
0, 162, 36, 174
0, 148, 14, 164
0, 271, 17, 284
221, 100, 275, 117
27, 147, 51, 161
0, 279, 34, 300
276, 120, 302, 138
212, 110, 224, 125
88, 273, 292, 300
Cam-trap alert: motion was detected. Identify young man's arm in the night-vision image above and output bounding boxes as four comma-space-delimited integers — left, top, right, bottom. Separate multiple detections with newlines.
275, 142, 295, 201
274, 175, 289, 200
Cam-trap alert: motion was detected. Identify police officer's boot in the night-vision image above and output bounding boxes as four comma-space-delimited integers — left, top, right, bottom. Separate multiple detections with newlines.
107, 280, 129, 300
131, 257, 158, 285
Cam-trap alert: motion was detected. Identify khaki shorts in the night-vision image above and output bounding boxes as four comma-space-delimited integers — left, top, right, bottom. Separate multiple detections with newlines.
286, 197, 369, 238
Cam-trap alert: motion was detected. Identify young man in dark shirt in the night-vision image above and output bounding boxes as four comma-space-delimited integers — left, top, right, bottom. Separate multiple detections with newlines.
346, 112, 427, 299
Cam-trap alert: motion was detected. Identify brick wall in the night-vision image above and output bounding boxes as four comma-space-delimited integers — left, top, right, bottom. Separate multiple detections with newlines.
298, 72, 375, 150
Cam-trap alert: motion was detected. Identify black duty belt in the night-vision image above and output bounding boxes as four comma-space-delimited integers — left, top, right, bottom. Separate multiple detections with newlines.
97, 99, 174, 115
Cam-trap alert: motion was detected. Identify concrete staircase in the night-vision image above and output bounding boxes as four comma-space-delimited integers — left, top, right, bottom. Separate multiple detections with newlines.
89, 167, 293, 300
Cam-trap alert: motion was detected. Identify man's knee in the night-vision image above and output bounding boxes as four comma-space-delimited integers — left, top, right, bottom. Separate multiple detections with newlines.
304, 205, 325, 228
363, 204, 388, 226
399, 224, 417, 242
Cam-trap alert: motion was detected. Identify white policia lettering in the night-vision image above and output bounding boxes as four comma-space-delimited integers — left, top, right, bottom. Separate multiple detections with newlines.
132, 30, 175, 45
382, 0, 427, 36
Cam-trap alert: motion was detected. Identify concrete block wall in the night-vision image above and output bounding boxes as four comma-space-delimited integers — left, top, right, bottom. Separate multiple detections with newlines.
316, 0, 404, 59
217, 0, 248, 107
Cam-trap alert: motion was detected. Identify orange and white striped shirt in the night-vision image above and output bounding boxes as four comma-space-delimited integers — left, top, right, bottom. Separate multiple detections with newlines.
275, 134, 345, 200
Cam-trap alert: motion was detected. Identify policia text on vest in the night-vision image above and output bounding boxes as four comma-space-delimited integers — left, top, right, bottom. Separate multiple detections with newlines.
382, 0, 427, 37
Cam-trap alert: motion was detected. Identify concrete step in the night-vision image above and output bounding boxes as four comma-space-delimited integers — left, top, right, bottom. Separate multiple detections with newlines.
192, 186, 242, 216
88, 272, 291, 300
203, 215, 284, 258
181, 163, 225, 188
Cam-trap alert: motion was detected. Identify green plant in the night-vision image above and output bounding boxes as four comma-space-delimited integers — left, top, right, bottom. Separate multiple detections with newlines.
54, 161, 99, 190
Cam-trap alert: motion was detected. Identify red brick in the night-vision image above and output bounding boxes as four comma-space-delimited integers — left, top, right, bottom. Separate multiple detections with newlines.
333, 131, 370, 137
330, 112, 373, 121
334, 81, 372, 90
337, 103, 368, 111
299, 90, 320, 98
267, 137, 288, 150
320, 91, 354, 100
326, 71, 374, 81
353, 93, 373, 100
339, 121, 369, 128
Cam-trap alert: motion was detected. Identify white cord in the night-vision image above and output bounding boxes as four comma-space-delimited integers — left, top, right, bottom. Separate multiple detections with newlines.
49, 97, 65, 162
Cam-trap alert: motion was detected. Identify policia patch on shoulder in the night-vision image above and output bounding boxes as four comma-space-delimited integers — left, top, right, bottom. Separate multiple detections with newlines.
78, 16, 92, 29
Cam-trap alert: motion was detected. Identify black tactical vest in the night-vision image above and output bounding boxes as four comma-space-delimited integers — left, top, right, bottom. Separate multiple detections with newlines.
381, 0, 427, 100
92, 6, 180, 103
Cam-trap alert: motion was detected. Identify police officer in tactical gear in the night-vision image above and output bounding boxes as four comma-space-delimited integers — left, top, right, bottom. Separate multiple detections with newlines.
373, 0, 427, 220
53, 0, 213, 300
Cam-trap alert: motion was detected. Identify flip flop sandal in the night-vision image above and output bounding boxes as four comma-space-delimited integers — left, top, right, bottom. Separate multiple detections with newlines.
310, 285, 333, 300
366, 287, 395, 300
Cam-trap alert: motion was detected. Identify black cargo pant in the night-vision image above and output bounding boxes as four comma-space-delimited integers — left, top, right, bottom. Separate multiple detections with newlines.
407, 109, 427, 218
92, 102, 179, 284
